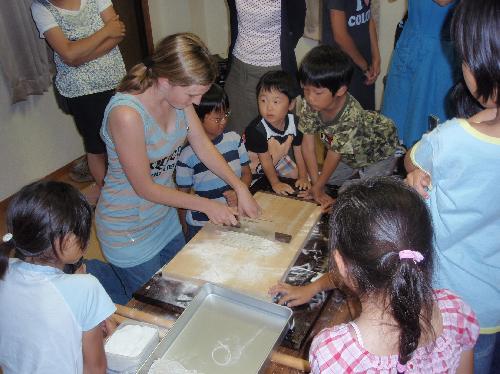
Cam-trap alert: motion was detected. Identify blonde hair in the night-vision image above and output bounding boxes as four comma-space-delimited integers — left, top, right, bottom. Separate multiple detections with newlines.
117, 33, 217, 93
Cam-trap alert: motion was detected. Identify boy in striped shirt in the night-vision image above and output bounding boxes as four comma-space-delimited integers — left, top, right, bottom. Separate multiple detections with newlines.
176, 84, 252, 241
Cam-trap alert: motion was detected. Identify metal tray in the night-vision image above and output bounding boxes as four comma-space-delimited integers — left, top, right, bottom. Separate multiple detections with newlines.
138, 283, 292, 374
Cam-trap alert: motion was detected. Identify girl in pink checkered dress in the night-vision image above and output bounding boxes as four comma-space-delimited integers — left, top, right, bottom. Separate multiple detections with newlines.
309, 177, 479, 373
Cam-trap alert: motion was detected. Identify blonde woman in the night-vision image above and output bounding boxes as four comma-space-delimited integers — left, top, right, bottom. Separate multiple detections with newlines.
91, 33, 260, 302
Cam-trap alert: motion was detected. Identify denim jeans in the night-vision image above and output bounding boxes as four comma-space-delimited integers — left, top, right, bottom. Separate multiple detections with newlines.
474, 332, 499, 374
87, 232, 186, 305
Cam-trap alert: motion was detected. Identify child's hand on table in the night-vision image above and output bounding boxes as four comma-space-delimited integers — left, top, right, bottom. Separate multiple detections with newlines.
405, 169, 431, 199
310, 185, 335, 211
222, 189, 238, 207
271, 182, 295, 196
295, 178, 311, 191
269, 282, 319, 307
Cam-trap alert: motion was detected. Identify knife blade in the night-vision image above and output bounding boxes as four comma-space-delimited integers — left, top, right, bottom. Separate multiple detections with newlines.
225, 217, 292, 243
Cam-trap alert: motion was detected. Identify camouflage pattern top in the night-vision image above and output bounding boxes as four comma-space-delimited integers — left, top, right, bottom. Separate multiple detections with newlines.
298, 93, 400, 169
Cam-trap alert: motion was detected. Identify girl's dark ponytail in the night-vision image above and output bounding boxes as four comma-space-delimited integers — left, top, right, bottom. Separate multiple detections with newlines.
329, 177, 435, 373
385, 255, 434, 372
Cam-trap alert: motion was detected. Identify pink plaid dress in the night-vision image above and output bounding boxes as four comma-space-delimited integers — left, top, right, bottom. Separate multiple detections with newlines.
309, 289, 479, 373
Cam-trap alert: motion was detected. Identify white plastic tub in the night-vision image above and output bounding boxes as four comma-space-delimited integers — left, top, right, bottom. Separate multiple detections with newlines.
105, 320, 160, 374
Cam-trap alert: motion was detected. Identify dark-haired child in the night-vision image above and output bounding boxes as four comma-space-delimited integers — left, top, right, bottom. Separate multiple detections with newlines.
298, 45, 400, 208
0, 181, 115, 373
244, 70, 310, 195
176, 84, 252, 241
309, 177, 479, 373
405, 0, 500, 371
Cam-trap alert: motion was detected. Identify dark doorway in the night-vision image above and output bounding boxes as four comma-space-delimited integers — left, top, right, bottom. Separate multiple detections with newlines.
112, 0, 153, 70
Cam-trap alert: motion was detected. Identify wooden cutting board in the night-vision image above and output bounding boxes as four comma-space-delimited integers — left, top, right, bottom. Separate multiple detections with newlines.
162, 192, 322, 299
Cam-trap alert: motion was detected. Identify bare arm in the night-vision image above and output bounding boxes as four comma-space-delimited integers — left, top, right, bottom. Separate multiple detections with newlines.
404, 146, 432, 199
366, 18, 381, 85
455, 349, 474, 374
301, 134, 320, 184
240, 164, 252, 187
177, 187, 191, 235
108, 106, 239, 225
258, 151, 294, 195
43, 6, 125, 66
433, 0, 455, 6
82, 325, 107, 374
330, 10, 369, 73
404, 146, 417, 173
269, 273, 336, 307
293, 145, 311, 190
185, 106, 260, 217
82, 6, 125, 63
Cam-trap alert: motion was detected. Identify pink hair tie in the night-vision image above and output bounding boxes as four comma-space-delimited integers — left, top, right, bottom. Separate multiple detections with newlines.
396, 361, 407, 372
399, 250, 424, 263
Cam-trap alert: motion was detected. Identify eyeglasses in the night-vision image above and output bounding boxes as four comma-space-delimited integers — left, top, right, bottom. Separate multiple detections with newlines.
212, 111, 231, 124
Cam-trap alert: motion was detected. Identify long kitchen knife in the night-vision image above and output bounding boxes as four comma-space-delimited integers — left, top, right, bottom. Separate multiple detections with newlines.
221, 217, 292, 243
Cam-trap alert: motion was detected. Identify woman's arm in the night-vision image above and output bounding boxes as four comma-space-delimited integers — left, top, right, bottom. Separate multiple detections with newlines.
108, 106, 239, 225
78, 6, 125, 63
82, 325, 106, 374
330, 10, 369, 73
43, 6, 125, 66
184, 106, 260, 217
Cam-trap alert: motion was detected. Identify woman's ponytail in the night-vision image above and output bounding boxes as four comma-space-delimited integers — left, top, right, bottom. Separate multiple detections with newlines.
117, 62, 156, 93
387, 252, 434, 373
117, 33, 216, 95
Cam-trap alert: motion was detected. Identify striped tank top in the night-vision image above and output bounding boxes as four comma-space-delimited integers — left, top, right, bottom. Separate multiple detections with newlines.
96, 93, 187, 268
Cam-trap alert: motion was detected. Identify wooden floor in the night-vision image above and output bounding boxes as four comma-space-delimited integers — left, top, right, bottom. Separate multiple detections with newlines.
0, 157, 106, 261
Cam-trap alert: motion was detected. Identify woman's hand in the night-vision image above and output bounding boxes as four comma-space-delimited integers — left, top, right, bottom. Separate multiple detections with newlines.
405, 169, 431, 199
235, 186, 261, 218
269, 282, 318, 307
295, 178, 311, 191
203, 200, 239, 226
272, 182, 295, 196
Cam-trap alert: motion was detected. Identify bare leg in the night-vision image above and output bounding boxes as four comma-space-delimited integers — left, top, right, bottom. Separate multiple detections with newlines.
87, 153, 106, 187
84, 153, 106, 205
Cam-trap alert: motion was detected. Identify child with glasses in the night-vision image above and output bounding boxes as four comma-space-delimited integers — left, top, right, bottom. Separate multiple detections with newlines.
176, 84, 253, 241
244, 70, 310, 195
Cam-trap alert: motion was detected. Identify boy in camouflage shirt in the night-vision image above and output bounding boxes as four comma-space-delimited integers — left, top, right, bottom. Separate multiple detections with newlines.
298, 46, 399, 207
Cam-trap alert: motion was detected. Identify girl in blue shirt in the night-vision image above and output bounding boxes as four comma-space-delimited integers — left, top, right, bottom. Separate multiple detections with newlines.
0, 181, 115, 374
405, 1, 500, 372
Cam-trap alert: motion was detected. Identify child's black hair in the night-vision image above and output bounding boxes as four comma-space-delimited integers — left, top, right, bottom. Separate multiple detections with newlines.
0, 181, 92, 279
256, 70, 297, 101
194, 83, 229, 120
298, 45, 354, 95
451, 0, 500, 108
329, 177, 434, 371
